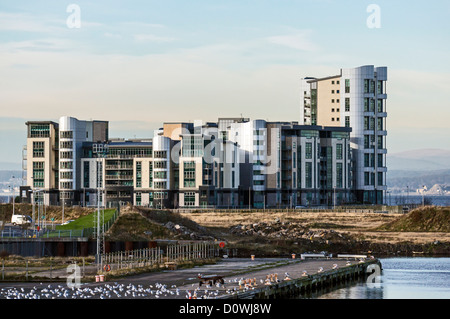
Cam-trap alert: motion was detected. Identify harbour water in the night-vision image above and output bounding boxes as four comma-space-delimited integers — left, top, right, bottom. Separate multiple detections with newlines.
387, 194, 450, 206
317, 257, 450, 299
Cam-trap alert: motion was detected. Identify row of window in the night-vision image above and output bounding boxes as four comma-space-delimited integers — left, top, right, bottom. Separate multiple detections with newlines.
364, 172, 384, 186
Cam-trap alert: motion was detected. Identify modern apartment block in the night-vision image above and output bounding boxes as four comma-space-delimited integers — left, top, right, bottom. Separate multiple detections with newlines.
24, 116, 352, 208
300, 65, 388, 204
226, 119, 352, 208
25, 120, 59, 205
24, 117, 108, 206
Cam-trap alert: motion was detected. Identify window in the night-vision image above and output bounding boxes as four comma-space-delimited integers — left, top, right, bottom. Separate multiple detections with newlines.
60, 181, 73, 189
336, 144, 343, 160
33, 162, 45, 187
378, 172, 383, 186
331, 99, 335, 103
60, 151, 73, 159
33, 141, 45, 158
305, 143, 312, 159
364, 172, 370, 186
154, 151, 167, 158
378, 154, 384, 167
378, 136, 384, 149
345, 116, 350, 128
364, 153, 370, 167
377, 80, 383, 94
29, 124, 50, 138
332, 108, 335, 112
345, 79, 350, 93
183, 161, 196, 187
364, 135, 370, 149
345, 98, 350, 112
154, 171, 167, 179
364, 98, 369, 112
136, 161, 142, 187
377, 117, 383, 131
60, 161, 73, 169
149, 162, 153, 188
305, 162, 312, 188
60, 141, 73, 149
60, 171, 73, 179
184, 192, 196, 206
331, 90, 335, 94
336, 163, 343, 188
377, 99, 383, 113
364, 79, 370, 93
83, 162, 89, 188
60, 131, 73, 139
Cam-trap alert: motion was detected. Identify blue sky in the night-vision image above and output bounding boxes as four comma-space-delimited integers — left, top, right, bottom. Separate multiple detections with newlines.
1, 0, 449, 167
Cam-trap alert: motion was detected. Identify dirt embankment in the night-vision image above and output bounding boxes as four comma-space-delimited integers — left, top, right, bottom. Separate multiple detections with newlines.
180, 207, 450, 257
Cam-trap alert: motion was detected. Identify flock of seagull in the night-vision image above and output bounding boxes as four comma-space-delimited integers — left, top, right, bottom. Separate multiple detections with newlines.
0, 260, 361, 299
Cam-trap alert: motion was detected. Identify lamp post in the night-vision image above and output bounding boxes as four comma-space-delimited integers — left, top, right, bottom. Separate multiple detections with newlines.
11, 176, 16, 215
422, 185, 426, 206
93, 143, 108, 267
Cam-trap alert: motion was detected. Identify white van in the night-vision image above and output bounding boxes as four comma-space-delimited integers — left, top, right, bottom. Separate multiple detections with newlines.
11, 215, 32, 226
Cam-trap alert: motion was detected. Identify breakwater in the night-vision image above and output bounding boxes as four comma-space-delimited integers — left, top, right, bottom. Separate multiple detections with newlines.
221, 258, 381, 299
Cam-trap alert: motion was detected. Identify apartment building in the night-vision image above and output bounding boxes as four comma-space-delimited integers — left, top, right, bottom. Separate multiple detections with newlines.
25, 121, 59, 205
25, 116, 108, 206
178, 122, 240, 208
300, 65, 387, 204
226, 119, 352, 208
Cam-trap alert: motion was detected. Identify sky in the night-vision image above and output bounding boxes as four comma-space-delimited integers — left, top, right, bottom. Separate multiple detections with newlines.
1, 0, 449, 167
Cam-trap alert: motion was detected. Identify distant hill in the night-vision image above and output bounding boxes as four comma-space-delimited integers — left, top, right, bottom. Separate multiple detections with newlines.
387, 149, 450, 171
0, 162, 21, 170
0, 170, 23, 183
386, 169, 450, 190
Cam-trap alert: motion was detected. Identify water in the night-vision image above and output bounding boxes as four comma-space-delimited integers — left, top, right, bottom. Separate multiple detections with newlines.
387, 195, 450, 206
317, 257, 450, 299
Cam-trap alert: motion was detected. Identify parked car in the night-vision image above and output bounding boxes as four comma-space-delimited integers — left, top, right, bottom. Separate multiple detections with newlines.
11, 215, 32, 226
61, 220, 75, 225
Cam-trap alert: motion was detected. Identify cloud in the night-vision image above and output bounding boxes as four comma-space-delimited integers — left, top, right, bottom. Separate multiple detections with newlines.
0, 12, 63, 33
267, 30, 319, 52
133, 34, 176, 43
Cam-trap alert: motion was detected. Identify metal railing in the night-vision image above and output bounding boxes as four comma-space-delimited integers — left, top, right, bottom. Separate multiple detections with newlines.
0, 209, 119, 239
100, 241, 218, 272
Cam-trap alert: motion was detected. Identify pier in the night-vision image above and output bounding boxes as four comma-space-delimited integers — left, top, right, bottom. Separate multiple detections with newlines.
218, 258, 381, 299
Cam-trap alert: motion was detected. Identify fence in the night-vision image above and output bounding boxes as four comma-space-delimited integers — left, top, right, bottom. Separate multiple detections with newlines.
100, 241, 218, 272
0, 209, 119, 239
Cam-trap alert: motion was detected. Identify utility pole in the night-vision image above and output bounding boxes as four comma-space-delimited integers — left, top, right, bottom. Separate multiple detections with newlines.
94, 143, 109, 268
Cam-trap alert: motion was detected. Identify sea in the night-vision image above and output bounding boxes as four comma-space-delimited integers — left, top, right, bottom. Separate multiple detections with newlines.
387, 194, 450, 207
317, 257, 450, 299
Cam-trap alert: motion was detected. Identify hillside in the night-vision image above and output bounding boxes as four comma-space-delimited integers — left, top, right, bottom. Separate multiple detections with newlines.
376, 206, 450, 232
104, 205, 217, 241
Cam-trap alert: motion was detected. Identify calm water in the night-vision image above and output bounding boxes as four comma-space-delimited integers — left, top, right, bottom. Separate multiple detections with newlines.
387, 195, 450, 206
317, 257, 450, 299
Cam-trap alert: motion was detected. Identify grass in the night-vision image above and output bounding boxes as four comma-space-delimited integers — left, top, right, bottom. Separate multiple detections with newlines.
55, 208, 116, 230
375, 206, 450, 232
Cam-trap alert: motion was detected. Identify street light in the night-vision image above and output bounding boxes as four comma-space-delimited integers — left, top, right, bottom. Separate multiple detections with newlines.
422, 185, 427, 206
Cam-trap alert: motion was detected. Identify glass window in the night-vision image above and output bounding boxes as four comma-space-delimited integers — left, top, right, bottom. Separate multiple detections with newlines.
305, 143, 312, 159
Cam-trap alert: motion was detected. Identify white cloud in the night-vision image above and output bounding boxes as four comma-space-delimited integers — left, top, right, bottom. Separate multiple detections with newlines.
133, 34, 176, 43
267, 30, 319, 52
